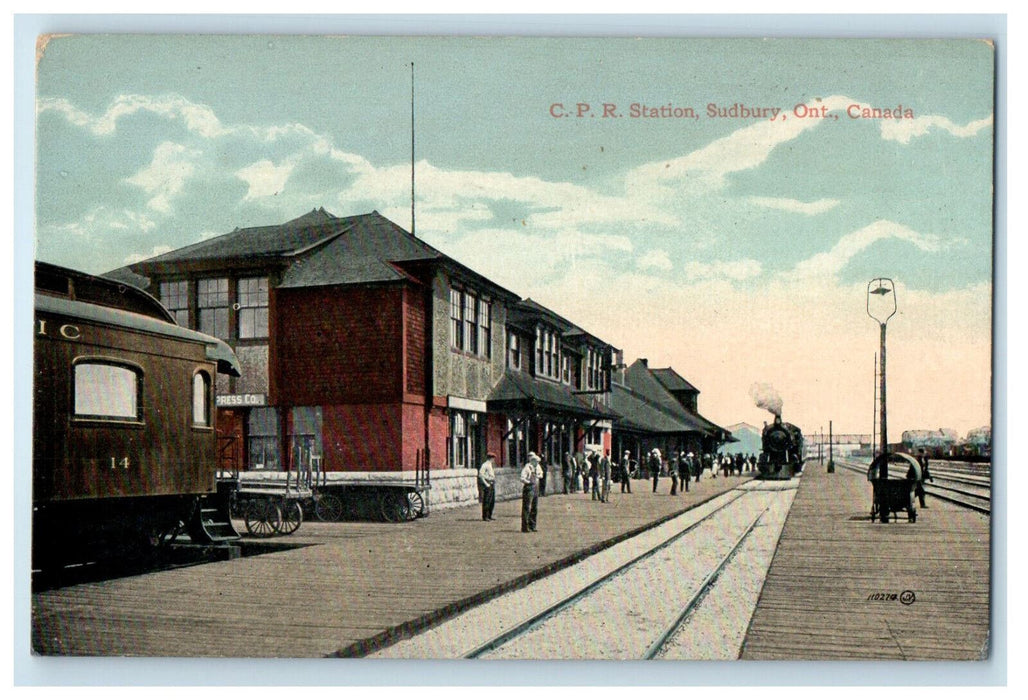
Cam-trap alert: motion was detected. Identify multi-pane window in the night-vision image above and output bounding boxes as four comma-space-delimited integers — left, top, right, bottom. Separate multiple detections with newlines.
73, 361, 141, 421
464, 293, 478, 354
237, 277, 269, 339
449, 286, 490, 358
159, 280, 189, 326
450, 289, 464, 350
198, 278, 229, 340
449, 411, 481, 469
248, 407, 280, 471
478, 300, 491, 358
192, 371, 211, 426
535, 327, 559, 380
507, 332, 521, 370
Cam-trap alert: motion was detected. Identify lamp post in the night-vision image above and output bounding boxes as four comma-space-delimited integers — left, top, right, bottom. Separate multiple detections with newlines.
867, 278, 897, 466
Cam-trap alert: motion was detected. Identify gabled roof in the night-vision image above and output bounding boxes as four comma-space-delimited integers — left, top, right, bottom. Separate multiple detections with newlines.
487, 371, 616, 420
114, 209, 519, 301
506, 297, 618, 351
611, 383, 705, 435
651, 367, 699, 394
623, 359, 726, 438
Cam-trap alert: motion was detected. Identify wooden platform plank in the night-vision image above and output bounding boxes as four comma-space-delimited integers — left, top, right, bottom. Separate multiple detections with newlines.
739, 462, 990, 661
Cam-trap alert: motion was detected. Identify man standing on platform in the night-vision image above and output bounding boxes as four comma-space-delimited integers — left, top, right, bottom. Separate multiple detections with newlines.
680, 452, 692, 493
520, 452, 543, 532
599, 449, 612, 503
649, 449, 662, 493
621, 450, 633, 493
478, 452, 497, 521
917, 449, 934, 508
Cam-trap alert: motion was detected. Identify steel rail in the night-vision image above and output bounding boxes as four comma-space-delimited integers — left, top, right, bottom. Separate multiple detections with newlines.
461, 490, 749, 658
643, 507, 768, 659
836, 461, 990, 515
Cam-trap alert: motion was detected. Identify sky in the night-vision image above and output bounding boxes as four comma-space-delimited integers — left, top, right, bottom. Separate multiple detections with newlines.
32, 33, 996, 439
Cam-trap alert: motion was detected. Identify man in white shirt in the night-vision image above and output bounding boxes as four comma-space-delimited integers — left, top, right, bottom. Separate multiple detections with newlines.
520, 452, 543, 533
479, 452, 497, 521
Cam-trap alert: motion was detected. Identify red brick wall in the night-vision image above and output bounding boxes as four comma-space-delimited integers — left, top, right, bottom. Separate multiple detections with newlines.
404, 287, 426, 395
272, 285, 404, 405
321, 404, 402, 471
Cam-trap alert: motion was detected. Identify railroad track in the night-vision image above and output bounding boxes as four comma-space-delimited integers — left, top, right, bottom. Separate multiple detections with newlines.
372, 481, 797, 660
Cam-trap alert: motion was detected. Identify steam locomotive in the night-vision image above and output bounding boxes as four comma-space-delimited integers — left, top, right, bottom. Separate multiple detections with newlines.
758, 416, 805, 480
33, 262, 242, 569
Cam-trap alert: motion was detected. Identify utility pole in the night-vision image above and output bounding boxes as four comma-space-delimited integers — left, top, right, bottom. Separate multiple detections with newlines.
827, 420, 835, 472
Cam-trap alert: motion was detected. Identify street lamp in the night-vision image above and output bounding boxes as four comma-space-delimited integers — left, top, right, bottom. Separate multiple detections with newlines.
867, 278, 897, 462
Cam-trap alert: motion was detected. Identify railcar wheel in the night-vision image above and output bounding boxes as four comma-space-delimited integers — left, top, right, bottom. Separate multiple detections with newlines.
278, 500, 303, 535
315, 493, 343, 522
406, 491, 425, 520
244, 500, 281, 538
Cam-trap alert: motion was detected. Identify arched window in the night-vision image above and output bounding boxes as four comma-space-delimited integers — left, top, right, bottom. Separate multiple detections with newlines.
74, 361, 141, 421
192, 371, 211, 426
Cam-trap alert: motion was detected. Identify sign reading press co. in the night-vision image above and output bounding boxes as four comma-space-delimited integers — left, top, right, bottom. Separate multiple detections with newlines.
216, 393, 266, 408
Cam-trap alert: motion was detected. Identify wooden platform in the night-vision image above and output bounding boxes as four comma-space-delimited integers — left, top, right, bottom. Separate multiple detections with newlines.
740, 460, 990, 660
32, 473, 748, 657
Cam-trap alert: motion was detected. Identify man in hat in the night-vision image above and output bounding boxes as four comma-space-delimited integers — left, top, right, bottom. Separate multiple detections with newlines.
520, 452, 544, 532
620, 450, 633, 493
679, 452, 692, 493
478, 452, 497, 521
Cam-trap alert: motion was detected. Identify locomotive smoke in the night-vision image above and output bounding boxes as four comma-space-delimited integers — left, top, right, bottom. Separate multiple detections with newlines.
750, 382, 783, 417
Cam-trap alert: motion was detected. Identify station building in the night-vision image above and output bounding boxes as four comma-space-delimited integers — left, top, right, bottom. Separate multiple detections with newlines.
107, 208, 627, 503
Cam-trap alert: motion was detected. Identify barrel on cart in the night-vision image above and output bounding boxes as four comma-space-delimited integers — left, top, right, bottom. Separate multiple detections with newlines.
866, 452, 922, 523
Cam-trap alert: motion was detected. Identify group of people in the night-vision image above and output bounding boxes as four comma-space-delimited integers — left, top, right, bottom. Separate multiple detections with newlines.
559, 450, 614, 501
477, 446, 768, 533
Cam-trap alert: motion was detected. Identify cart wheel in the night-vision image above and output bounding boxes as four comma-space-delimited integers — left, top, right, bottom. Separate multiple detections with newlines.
244, 500, 282, 538
315, 493, 343, 522
278, 500, 303, 534
379, 492, 408, 523
405, 491, 425, 520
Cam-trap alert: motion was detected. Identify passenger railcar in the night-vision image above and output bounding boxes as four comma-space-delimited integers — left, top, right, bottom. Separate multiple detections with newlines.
758, 416, 804, 480
33, 262, 242, 568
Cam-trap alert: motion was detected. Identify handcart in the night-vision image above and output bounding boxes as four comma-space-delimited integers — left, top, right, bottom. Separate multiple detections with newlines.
866, 452, 922, 523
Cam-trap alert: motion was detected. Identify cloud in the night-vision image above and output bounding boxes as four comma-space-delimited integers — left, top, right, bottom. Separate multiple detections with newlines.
878, 115, 993, 145
748, 196, 841, 215
123, 245, 173, 266
684, 259, 763, 281
237, 159, 295, 200
39, 94, 227, 139
124, 142, 201, 213
637, 249, 673, 271
791, 220, 943, 278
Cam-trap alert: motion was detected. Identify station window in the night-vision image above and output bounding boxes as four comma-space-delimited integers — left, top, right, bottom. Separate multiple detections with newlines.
450, 286, 491, 359
192, 371, 211, 426
160, 280, 189, 326
449, 410, 481, 469
507, 332, 521, 370
198, 278, 229, 340
73, 361, 141, 421
248, 407, 280, 471
535, 327, 560, 380
237, 277, 269, 339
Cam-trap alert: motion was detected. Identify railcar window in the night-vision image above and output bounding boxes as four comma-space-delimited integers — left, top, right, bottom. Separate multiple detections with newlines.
192, 372, 211, 426
74, 363, 140, 420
